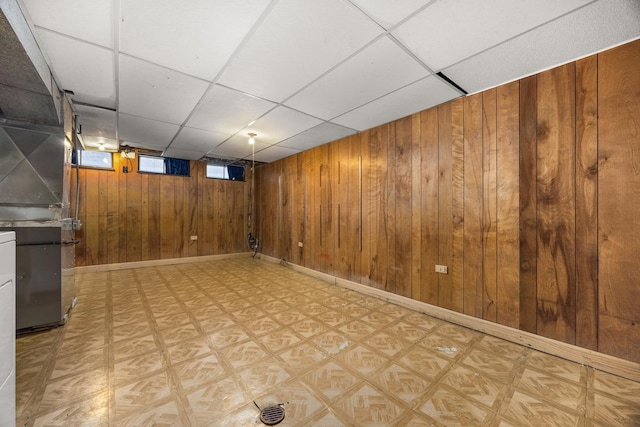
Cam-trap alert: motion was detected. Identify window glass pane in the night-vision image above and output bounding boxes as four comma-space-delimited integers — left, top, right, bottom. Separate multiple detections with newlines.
165, 158, 190, 176
79, 150, 112, 169
139, 155, 164, 173
206, 164, 228, 179
227, 165, 245, 181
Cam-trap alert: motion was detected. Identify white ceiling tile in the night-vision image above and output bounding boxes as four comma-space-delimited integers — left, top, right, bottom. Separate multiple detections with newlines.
120, 0, 270, 81
171, 127, 230, 152
218, 0, 383, 102
37, 30, 115, 108
119, 55, 209, 124
80, 135, 118, 152
118, 113, 180, 149
186, 85, 276, 135
162, 147, 206, 161
444, 0, 640, 94
75, 105, 117, 140
278, 122, 357, 151
393, 0, 592, 70
208, 135, 268, 160
285, 36, 429, 120
247, 106, 323, 145
253, 145, 301, 163
332, 75, 460, 131
22, 0, 112, 47
349, 0, 433, 29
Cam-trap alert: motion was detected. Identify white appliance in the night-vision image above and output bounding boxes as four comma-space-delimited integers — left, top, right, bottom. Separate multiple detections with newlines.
0, 231, 16, 426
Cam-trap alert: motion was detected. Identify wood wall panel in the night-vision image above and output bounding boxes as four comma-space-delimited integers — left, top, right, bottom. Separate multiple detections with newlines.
410, 114, 422, 300
482, 89, 498, 321
106, 160, 120, 264
597, 40, 640, 362
97, 169, 108, 264
463, 94, 483, 317
370, 125, 390, 291
126, 167, 142, 262
496, 82, 520, 329
85, 168, 99, 266
536, 63, 576, 344
395, 116, 413, 298
319, 145, 333, 274
437, 103, 454, 310
519, 75, 538, 333
253, 40, 640, 364
73, 153, 248, 266
348, 135, 362, 282
450, 99, 465, 313
420, 108, 439, 305
386, 123, 397, 294
575, 55, 598, 350
360, 131, 372, 287
334, 138, 348, 277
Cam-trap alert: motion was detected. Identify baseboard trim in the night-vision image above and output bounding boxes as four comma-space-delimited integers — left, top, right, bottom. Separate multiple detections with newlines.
260, 254, 640, 383
74, 252, 253, 273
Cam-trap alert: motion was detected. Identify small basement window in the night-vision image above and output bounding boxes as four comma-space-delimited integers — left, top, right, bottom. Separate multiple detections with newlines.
206, 163, 245, 181
138, 155, 164, 174
138, 154, 190, 176
77, 150, 113, 169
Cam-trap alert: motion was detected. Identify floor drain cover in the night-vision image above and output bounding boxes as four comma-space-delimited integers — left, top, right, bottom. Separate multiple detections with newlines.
259, 405, 285, 425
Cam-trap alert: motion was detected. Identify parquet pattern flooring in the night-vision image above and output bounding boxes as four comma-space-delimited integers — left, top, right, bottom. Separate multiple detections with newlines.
15, 257, 640, 426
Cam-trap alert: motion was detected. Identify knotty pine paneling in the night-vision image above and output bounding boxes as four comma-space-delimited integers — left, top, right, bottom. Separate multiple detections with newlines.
463, 93, 483, 318
597, 40, 640, 362
496, 82, 520, 329
348, 134, 362, 282
395, 116, 413, 298
437, 102, 454, 310
420, 108, 439, 305
575, 55, 598, 351
482, 89, 498, 322
254, 40, 640, 364
536, 62, 577, 344
519, 75, 538, 334
72, 152, 248, 266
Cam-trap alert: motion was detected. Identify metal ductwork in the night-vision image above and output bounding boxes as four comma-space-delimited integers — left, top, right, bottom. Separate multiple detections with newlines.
0, 1, 76, 330
0, 3, 61, 126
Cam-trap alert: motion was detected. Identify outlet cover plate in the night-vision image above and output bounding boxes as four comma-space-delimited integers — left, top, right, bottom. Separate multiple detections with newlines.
435, 265, 448, 274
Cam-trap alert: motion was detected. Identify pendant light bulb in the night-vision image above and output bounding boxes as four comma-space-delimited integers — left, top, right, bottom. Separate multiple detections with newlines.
248, 132, 256, 145
98, 143, 105, 151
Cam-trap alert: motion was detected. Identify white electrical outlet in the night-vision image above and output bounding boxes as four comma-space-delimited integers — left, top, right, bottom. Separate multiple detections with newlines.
298, 241, 304, 248
435, 265, 448, 274
190, 236, 198, 241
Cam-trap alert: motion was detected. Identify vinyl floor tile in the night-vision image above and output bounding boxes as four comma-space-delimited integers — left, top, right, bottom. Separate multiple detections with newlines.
15, 258, 640, 426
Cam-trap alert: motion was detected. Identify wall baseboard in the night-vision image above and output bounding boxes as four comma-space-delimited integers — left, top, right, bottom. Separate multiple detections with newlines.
259, 254, 640, 383
74, 252, 253, 273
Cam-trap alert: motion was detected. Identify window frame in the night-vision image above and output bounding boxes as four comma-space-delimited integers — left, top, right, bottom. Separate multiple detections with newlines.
206, 163, 245, 181
137, 153, 191, 177
76, 150, 114, 170
137, 154, 165, 174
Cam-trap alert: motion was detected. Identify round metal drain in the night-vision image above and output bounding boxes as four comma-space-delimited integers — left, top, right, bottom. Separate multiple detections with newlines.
259, 405, 285, 425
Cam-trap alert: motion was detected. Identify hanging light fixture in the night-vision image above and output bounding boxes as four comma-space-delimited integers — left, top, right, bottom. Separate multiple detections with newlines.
98, 142, 105, 151
248, 132, 256, 145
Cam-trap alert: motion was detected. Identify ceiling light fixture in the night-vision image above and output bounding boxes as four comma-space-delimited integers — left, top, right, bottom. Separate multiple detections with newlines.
98, 143, 105, 151
248, 132, 256, 145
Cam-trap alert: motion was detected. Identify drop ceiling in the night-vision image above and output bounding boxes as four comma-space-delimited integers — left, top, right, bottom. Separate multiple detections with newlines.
16, 0, 640, 163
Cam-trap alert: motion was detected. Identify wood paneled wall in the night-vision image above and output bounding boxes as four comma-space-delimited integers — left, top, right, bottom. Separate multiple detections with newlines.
71, 153, 249, 266
255, 40, 640, 363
